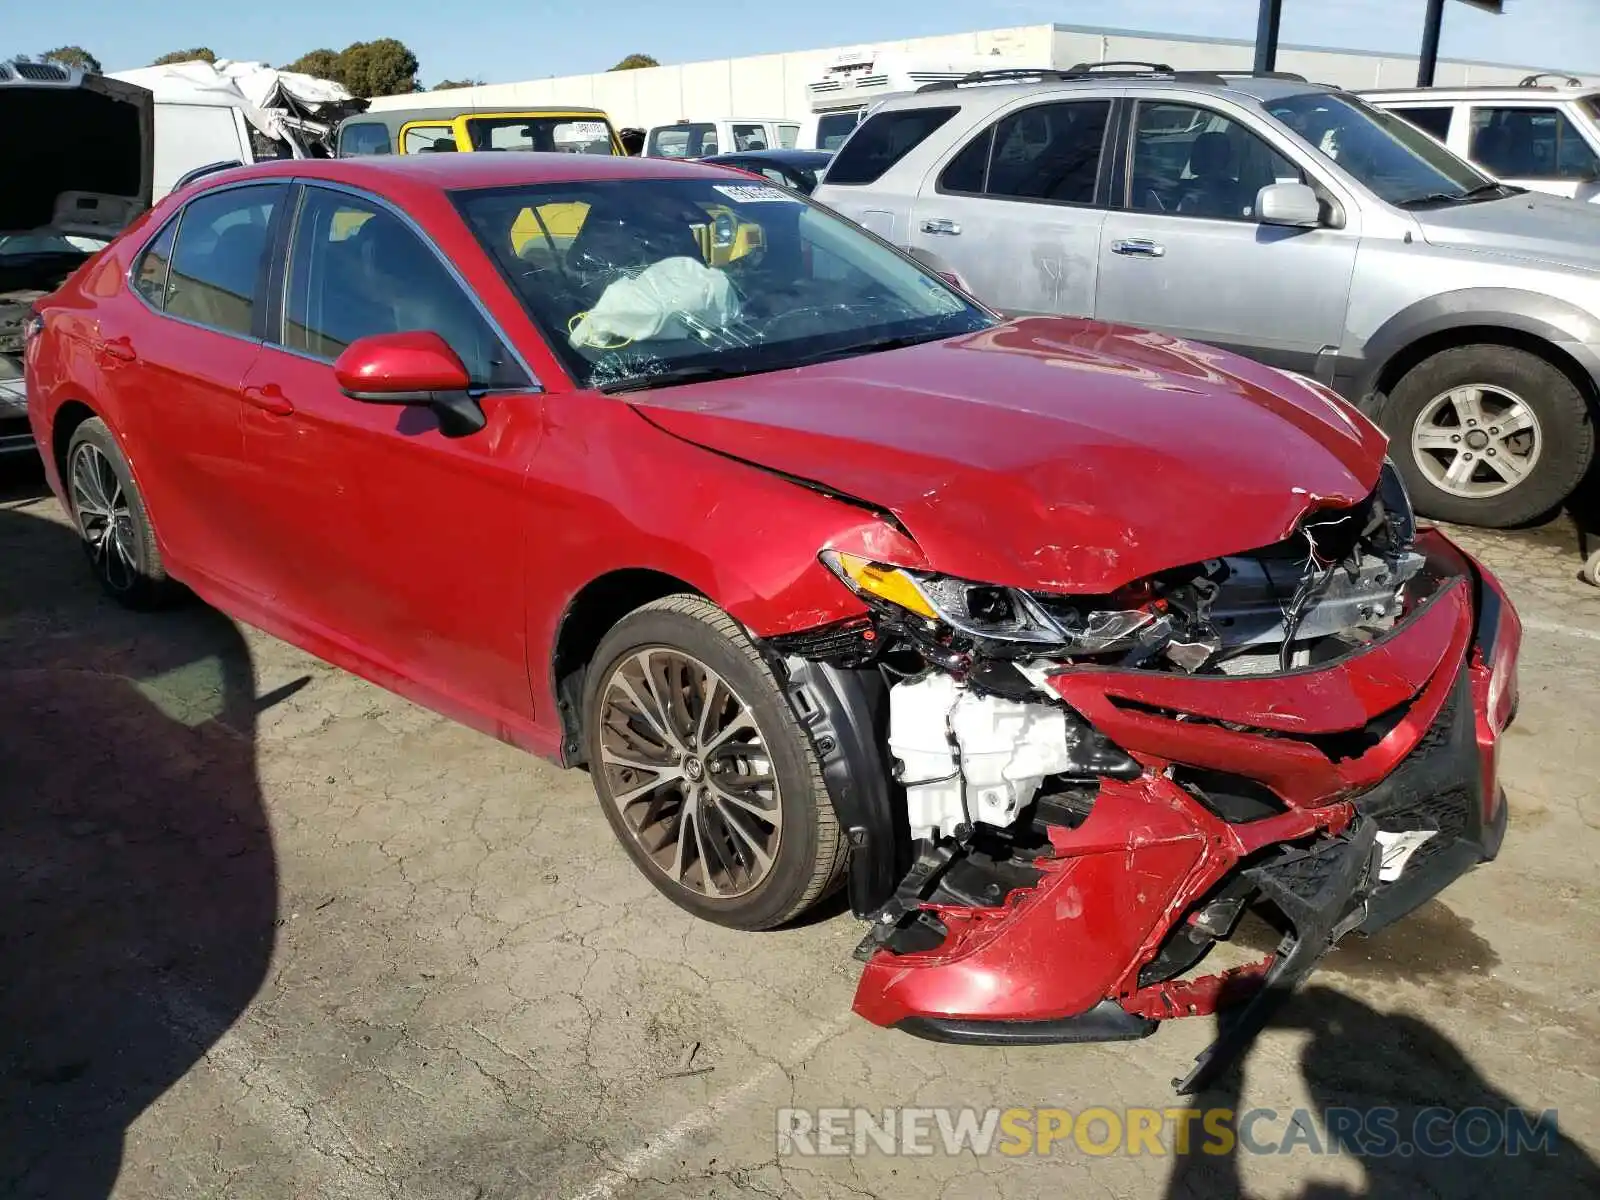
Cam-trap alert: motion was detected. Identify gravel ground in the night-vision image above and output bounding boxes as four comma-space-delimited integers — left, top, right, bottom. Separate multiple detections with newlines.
3, 468, 1597, 1200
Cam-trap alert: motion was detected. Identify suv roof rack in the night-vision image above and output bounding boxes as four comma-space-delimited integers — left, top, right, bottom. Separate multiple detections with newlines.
1519, 72, 1583, 88
916, 62, 1310, 93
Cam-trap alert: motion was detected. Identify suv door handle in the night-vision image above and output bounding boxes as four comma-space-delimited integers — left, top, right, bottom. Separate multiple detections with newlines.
1111, 238, 1165, 258
241, 383, 295, 416
97, 336, 137, 364
921, 218, 961, 235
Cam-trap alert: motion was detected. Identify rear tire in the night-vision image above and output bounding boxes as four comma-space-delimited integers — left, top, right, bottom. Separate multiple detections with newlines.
64, 418, 182, 610
581, 594, 846, 930
1383, 345, 1593, 528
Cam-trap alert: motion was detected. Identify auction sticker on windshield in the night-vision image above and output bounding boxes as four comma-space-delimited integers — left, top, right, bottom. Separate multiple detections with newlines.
714, 184, 798, 203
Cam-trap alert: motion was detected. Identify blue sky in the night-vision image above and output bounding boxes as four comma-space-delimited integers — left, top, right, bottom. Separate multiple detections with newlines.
7, 0, 1596, 86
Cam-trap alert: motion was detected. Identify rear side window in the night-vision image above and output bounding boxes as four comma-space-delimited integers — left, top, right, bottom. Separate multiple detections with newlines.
778, 124, 800, 148
1387, 105, 1454, 142
132, 220, 178, 309
938, 101, 1110, 206
164, 184, 286, 337
339, 122, 391, 157
825, 106, 958, 185
649, 123, 719, 158
282, 187, 526, 389
403, 125, 455, 154
731, 124, 769, 151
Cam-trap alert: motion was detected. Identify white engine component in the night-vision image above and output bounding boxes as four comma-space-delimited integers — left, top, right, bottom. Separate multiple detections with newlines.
887, 672, 1080, 841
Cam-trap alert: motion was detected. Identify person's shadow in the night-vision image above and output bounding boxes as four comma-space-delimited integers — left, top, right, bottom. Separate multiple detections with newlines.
1164, 982, 1600, 1199
0, 474, 285, 1197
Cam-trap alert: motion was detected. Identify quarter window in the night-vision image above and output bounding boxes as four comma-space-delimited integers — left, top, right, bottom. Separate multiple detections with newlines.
339, 122, 391, 157
1128, 102, 1302, 221
824, 106, 958, 186
282, 187, 527, 389
1469, 106, 1600, 180
403, 125, 456, 154
132, 220, 178, 309
164, 184, 286, 336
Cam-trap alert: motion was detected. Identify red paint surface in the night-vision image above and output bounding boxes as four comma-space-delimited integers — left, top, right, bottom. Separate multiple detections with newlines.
333, 330, 472, 394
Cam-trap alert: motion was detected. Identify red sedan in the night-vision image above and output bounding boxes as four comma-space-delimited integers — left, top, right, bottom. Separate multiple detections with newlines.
25, 153, 1520, 1089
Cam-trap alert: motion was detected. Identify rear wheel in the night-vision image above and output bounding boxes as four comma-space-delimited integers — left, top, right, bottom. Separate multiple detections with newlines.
65, 418, 181, 609
1384, 345, 1594, 527
582, 594, 846, 930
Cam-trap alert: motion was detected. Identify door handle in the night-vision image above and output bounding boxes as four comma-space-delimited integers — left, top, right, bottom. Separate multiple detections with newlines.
1111, 238, 1166, 258
97, 336, 137, 363
921, 218, 961, 236
241, 383, 295, 416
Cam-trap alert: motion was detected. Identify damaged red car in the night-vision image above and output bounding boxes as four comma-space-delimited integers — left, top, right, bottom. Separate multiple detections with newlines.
26, 154, 1520, 1090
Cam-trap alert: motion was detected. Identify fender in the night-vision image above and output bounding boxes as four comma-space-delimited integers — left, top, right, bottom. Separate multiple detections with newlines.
1339, 287, 1600, 410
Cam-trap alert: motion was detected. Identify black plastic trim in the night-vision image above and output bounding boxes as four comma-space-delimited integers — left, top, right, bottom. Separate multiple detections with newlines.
896, 1000, 1158, 1046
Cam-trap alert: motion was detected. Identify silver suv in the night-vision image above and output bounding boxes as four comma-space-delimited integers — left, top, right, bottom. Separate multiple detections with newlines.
1366, 76, 1600, 205
813, 64, 1600, 528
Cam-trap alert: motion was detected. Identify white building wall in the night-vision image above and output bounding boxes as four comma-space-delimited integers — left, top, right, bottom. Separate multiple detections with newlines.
368, 22, 1588, 129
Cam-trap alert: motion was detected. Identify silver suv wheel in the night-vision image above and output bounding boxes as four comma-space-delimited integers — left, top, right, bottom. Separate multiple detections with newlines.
1411, 384, 1542, 501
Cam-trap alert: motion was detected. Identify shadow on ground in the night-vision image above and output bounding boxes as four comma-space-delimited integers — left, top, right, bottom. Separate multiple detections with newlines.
0, 494, 280, 1198
1163, 982, 1600, 1199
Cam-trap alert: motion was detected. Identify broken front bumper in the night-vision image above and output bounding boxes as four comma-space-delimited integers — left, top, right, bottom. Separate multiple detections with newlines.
851, 530, 1519, 1088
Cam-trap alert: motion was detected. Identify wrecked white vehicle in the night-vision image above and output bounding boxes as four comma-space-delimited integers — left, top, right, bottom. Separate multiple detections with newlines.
1, 60, 152, 457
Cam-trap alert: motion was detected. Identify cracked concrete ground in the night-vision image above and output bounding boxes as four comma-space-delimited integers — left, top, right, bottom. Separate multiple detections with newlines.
2, 473, 1598, 1200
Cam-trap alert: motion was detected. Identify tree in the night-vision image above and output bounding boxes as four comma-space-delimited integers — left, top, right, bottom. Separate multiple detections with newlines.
432, 78, 483, 91
338, 38, 419, 97
610, 54, 658, 71
41, 45, 102, 74
152, 48, 217, 66
282, 48, 344, 83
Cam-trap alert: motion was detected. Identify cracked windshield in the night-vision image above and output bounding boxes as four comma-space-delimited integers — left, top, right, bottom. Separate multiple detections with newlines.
454, 179, 992, 392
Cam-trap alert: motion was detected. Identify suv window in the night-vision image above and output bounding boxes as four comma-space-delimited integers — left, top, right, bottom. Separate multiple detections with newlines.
939, 100, 1110, 205
825, 106, 958, 186
339, 122, 391, 157
403, 125, 455, 154
282, 187, 527, 389
1128, 102, 1301, 220
731, 124, 769, 151
164, 184, 285, 336
132, 220, 178, 310
1388, 105, 1454, 142
649, 124, 718, 158
1469, 106, 1600, 180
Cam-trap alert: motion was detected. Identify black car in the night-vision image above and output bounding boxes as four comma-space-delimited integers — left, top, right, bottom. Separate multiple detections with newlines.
700, 148, 833, 195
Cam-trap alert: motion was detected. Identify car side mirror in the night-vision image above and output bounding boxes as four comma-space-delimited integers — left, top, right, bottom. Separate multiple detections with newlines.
333, 331, 486, 438
1256, 181, 1322, 228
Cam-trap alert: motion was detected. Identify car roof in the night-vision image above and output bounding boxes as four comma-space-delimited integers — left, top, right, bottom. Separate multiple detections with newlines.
871, 72, 1342, 113
1364, 85, 1600, 102
338, 105, 610, 133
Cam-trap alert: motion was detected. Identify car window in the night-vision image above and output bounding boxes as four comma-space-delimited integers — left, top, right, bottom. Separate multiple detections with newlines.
466, 116, 618, 155
1469, 106, 1600, 180
816, 112, 861, 152
732, 124, 769, 151
778, 124, 800, 148
825, 106, 958, 186
939, 100, 1109, 205
1388, 105, 1454, 142
649, 124, 719, 158
403, 125, 455, 154
1128, 102, 1302, 220
339, 122, 391, 157
164, 184, 285, 336
132, 220, 178, 310
282, 187, 528, 389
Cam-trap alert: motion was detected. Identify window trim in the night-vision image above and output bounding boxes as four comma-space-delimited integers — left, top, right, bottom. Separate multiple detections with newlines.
933, 97, 1115, 210
268, 178, 542, 392
122, 178, 291, 345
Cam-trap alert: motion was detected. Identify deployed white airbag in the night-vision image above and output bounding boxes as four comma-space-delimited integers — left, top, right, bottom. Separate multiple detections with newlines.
888, 673, 1080, 841
569, 256, 739, 349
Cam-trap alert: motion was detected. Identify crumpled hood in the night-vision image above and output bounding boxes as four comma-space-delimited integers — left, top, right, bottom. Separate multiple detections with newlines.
1416, 191, 1600, 274
633, 317, 1389, 593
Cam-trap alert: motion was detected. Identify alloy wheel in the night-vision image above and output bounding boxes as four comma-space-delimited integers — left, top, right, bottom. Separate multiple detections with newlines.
1411, 384, 1542, 500
597, 648, 783, 899
69, 442, 138, 592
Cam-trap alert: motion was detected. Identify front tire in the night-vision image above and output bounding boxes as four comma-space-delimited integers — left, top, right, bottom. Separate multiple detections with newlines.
581, 594, 847, 930
65, 418, 182, 609
1383, 345, 1594, 527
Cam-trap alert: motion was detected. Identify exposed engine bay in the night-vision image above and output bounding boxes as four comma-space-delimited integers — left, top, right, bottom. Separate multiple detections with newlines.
773, 462, 1517, 1091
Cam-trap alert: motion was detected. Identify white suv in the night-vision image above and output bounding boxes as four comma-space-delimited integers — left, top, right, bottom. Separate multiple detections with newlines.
1366, 76, 1600, 203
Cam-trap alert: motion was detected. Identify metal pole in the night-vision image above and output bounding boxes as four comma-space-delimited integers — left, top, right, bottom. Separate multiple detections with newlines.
1254, 0, 1284, 74
1418, 0, 1446, 87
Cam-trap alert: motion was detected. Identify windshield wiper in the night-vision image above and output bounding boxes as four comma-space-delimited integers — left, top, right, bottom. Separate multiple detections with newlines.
594, 363, 764, 394
1398, 182, 1511, 208
785, 330, 953, 369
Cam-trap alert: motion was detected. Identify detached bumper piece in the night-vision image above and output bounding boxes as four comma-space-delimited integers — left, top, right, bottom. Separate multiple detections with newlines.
849, 532, 1518, 1091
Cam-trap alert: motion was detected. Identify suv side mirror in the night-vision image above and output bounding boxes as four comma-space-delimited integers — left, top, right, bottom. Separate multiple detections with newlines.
1256, 182, 1322, 228
334, 331, 486, 438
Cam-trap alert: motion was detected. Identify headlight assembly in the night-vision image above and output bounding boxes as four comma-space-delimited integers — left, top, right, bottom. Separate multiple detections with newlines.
821, 551, 1168, 655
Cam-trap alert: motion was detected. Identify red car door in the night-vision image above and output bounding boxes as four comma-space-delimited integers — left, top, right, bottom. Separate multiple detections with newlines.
92, 182, 289, 588
235, 184, 543, 726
